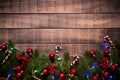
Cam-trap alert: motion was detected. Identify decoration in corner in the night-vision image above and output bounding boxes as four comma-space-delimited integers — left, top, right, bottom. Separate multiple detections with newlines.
0, 42, 12, 64
15, 48, 33, 79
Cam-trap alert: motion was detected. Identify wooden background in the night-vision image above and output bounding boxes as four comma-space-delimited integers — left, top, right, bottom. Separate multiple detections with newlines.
0, 0, 120, 55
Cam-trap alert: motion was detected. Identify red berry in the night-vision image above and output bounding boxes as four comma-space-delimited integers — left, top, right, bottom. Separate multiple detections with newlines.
49, 70, 56, 75
42, 69, 49, 75
91, 76, 98, 80
1, 45, 7, 51
26, 48, 33, 56
59, 73, 65, 80
89, 50, 95, 57
70, 68, 77, 75
16, 72, 22, 79
49, 53, 55, 60
16, 66, 22, 72
110, 64, 117, 72
104, 49, 110, 56
103, 71, 109, 78
49, 64, 56, 69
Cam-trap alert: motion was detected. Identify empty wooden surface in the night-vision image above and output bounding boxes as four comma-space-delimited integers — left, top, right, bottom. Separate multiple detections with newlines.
0, 0, 120, 55
0, 14, 120, 28
0, 0, 120, 13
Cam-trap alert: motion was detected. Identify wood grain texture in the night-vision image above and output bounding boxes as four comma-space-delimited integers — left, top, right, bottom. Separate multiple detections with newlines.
15, 44, 102, 55
0, 28, 120, 44
0, 0, 120, 13
0, 14, 120, 28
0, 0, 120, 55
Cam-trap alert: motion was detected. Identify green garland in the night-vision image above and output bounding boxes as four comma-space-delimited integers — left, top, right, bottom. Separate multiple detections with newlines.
0, 40, 120, 80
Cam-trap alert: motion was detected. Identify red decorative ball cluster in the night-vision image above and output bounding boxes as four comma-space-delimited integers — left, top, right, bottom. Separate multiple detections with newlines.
99, 58, 110, 70
15, 48, 33, 79
16, 55, 29, 69
89, 50, 95, 57
48, 64, 56, 75
41, 64, 56, 75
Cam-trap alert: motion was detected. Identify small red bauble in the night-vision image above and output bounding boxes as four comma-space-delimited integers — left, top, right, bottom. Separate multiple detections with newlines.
70, 68, 77, 75
110, 64, 117, 72
59, 73, 65, 80
26, 48, 33, 56
42, 69, 49, 75
91, 76, 98, 80
103, 71, 109, 78
104, 49, 110, 56
15, 66, 22, 72
16, 72, 22, 79
89, 50, 95, 57
49, 53, 55, 60
1, 45, 7, 51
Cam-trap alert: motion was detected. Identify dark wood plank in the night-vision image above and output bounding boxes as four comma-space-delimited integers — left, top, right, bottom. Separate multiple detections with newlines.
0, 14, 120, 28
15, 44, 102, 55
0, 28, 120, 44
0, 0, 120, 13
0, 29, 8, 43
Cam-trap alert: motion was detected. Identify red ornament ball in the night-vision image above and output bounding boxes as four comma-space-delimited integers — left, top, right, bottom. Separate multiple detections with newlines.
59, 73, 65, 80
15, 66, 22, 72
70, 68, 77, 75
26, 48, 33, 56
104, 49, 110, 56
103, 71, 109, 78
89, 50, 95, 57
16, 72, 22, 79
49, 53, 55, 60
91, 76, 98, 80
42, 69, 49, 75
110, 64, 117, 72
1, 45, 7, 51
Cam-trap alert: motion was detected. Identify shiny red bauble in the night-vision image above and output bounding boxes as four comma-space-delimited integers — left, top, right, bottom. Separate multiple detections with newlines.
26, 48, 33, 56
89, 50, 95, 57
42, 69, 49, 75
16, 72, 22, 79
59, 73, 65, 80
49, 53, 55, 60
1, 45, 7, 51
103, 71, 109, 78
91, 76, 98, 80
110, 64, 117, 72
104, 49, 110, 56
15, 66, 22, 72
70, 68, 77, 75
